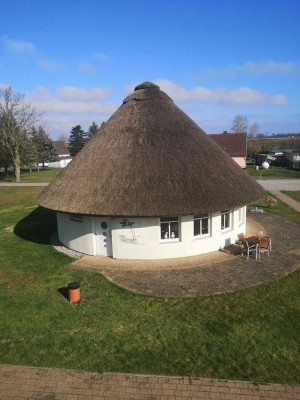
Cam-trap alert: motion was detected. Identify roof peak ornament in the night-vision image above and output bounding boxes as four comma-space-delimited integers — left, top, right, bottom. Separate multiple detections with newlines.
135, 82, 160, 91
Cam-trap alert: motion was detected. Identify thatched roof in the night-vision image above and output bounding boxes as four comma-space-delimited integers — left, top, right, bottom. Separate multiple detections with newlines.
38, 82, 265, 216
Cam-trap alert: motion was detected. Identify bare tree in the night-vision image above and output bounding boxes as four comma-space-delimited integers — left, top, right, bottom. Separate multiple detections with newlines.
0, 87, 39, 182
57, 133, 68, 146
231, 115, 248, 133
248, 122, 260, 137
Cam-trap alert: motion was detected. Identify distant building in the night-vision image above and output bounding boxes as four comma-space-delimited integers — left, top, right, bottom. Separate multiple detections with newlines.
47, 141, 72, 168
209, 132, 247, 168
256, 149, 300, 169
283, 149, 300, 169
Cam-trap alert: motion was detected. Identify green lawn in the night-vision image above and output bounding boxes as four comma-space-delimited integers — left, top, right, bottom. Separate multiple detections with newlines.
0, 188, 299, 384
282, 191, 300, 203
249, 192, 300, 225
246, 165, 300, 180
0, 168, 61, 182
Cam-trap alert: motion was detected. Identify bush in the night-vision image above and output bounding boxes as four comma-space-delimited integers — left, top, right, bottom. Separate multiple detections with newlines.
265, 195, 278, 207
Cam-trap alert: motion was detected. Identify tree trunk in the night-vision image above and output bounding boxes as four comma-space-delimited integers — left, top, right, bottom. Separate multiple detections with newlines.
36, 162, 40, 172
42, 162, 45, 171
14, 165, 21, 182
14, 149, 21, 182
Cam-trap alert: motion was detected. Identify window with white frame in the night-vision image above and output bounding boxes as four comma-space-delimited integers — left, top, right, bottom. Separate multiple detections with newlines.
238, 207, 244, 225
160, 217, 179, 240
194, 214, 210, 236
221, 210, 231, 230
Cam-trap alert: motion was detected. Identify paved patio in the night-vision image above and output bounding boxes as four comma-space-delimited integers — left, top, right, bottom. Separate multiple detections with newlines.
1, 364, 299, 400
71, 212, 300, 297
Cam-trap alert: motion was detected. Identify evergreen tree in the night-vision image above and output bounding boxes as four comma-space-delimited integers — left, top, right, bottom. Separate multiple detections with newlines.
87, 121, 99, 140
20, 135, 38, 172
31, 126, 58, 170
0, 132, 13, 173
68, 125, 87, 156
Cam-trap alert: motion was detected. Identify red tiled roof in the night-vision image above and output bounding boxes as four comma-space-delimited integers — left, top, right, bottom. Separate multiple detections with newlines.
209, 133, 246, 157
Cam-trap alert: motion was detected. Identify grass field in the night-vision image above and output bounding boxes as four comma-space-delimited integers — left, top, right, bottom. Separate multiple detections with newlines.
0, 168, 61, 182
249, 192, 300, 225
2, 165, 299, 182
246, 165, 300, 180
283, 191, 300, 203
0, 187, 299, 384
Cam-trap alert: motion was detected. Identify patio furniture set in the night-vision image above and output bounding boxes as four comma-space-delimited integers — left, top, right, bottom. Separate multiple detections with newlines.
237, 231, 272, 260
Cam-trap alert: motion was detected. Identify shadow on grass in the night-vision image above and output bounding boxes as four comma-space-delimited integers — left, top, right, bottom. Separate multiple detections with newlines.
57, 286, 69, 301
14, 206, 57, 245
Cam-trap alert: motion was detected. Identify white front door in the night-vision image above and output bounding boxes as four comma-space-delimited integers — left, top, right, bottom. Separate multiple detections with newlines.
96, 219, 112, 256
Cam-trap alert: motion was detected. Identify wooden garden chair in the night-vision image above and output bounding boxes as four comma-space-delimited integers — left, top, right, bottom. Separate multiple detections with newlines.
259, 237, 272, 257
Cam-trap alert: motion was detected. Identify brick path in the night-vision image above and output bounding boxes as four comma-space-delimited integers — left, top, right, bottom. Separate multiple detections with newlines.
1, 365, 299, 400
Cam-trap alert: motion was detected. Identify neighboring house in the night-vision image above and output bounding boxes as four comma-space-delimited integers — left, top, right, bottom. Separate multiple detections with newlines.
209, 132, 247, 168
256, 149, 300, 169
256, 152, 281, 166
47, 141, 72, 168
38, 82, 264, 260
281, 149, 300, 170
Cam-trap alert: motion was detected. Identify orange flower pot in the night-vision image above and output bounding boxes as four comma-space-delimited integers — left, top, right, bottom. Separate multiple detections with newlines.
67, 282, 80, 303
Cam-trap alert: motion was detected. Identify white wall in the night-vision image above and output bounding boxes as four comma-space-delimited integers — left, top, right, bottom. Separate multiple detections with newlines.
47, 158, 72, 168
57, 212, 96, 255
57, 207, 247, 260
111, 208, 246, 260
232, 157, 246, 168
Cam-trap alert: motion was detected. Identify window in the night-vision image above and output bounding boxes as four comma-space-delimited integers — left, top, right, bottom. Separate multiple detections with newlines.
238, 207, 244, 225
194, 214, 209, 236
160, 217, 179, 240
221, 210, 230, 230
70, 214, 83, 223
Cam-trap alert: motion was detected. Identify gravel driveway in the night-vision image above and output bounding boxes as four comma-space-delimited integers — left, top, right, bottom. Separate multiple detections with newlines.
257, 179, 300, 191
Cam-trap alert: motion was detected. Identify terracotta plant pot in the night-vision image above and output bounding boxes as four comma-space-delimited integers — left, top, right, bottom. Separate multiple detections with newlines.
67, 281, 80, 303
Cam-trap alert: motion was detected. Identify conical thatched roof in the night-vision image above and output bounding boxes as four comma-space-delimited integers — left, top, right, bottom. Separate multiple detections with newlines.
38, 82, 264, 216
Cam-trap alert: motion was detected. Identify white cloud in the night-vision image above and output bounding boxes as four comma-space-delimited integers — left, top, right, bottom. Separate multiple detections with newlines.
1, 35, 36, 53
37, 59, 65, 70
191, 60, 299, 81
27, 85, 118, 138
77, 63, 96, 74
0, 82, 10, 89
57, 86, 111, 102
228, 60, 297, 75
44, 114, 109, 138
93, 52, 111, 62
154, 79, 287, 106
29, 86, 116, 115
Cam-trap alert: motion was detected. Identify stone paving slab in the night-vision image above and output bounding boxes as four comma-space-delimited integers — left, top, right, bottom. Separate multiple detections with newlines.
0, 365, 299, 400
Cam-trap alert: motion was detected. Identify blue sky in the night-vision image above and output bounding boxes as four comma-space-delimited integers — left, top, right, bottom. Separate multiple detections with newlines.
0, 0, 299, 139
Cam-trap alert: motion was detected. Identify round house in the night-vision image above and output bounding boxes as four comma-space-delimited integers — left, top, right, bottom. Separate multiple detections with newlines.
38, 82, 264, 260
